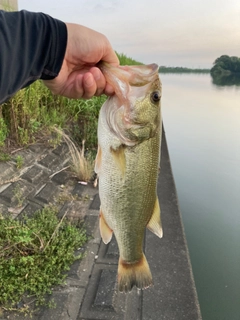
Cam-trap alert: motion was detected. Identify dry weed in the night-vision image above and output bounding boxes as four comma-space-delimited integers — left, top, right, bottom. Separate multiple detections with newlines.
53, 127, 94, 182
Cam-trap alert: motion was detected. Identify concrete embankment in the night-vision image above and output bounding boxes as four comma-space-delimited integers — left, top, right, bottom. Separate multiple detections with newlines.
0, 129, 202, 320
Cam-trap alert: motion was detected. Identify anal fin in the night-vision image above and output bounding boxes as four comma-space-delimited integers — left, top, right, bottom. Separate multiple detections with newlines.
147, 197, 163, 238
99, 208, 113, 244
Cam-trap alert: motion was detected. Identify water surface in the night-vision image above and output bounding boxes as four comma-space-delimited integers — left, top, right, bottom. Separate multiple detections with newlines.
161, 73, 240, 320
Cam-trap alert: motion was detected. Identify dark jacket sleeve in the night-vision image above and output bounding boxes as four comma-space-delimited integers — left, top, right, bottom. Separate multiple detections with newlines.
0, 10, 67, 104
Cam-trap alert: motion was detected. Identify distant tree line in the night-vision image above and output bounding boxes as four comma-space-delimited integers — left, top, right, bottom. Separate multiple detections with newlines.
159, 66, 210, 73
210, 55, 240, 76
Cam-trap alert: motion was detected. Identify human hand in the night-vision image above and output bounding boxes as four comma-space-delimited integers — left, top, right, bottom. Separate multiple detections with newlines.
43, 23, 119, 99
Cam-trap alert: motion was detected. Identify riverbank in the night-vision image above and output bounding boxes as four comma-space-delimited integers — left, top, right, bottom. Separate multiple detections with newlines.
159, 66, 210, 73
0, 129, 202, 320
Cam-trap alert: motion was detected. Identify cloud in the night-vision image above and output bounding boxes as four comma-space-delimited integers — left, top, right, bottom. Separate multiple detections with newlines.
18, 0, 240, 68
92, 0, 122, 13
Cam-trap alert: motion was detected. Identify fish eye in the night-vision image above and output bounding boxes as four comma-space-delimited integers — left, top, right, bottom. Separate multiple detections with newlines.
151, 91, 161, 103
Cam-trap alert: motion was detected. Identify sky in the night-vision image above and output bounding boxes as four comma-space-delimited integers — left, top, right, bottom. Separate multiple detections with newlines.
18, 0, 240, 68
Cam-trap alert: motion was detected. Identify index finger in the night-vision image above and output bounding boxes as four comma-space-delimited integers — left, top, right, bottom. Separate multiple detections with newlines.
101, 41, 119, 67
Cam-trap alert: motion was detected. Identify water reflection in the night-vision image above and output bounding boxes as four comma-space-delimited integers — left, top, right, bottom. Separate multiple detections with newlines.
161, 73, 240, 320
211, 73, 240, 87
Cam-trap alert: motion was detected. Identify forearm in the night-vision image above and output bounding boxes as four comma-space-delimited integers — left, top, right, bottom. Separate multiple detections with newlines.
0, 10, 67, 104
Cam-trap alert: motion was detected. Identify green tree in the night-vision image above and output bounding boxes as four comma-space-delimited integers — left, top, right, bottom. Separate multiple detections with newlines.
211, 55, 240, 86
211, 55, 240, 74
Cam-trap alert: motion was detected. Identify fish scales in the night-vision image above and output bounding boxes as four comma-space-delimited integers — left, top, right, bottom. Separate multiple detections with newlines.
95, 62, 163, 292
99, 119, 160, 261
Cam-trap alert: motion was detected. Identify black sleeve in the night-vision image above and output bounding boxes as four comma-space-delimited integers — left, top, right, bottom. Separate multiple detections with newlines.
0, 10, 67, 104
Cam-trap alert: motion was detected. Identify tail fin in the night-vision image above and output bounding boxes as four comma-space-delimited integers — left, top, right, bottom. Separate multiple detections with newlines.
118, 254, 153, 293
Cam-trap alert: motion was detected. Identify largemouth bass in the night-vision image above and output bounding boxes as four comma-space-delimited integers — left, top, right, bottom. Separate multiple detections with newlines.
95, 63, 163, 292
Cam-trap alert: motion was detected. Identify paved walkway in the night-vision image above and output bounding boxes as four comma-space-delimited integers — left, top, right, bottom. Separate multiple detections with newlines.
0, 130, 202, 320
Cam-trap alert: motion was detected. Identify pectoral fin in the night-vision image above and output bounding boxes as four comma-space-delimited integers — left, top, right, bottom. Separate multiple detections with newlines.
99, 209, 113, 244
110, 145, 126, 177
147, 197, 163, 238
94, 146, 102, 174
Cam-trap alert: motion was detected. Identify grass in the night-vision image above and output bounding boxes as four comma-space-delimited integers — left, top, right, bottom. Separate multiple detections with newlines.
0, 116, 8, 146
68, 95, 107, 149
116, 52, 143, 65
15, 155, 24, 169
0, 206, 87, 312
0, 83, 106, 150
0, 151, 11, 162
1, 82, 70, 146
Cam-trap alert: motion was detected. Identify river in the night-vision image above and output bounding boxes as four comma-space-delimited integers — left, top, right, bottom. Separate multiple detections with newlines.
160, 73, 240, 320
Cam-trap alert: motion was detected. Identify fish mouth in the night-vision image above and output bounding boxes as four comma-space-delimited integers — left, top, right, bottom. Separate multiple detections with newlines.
98, 62, 159, 89
118, 63, 159, 86
98, 61, 160, 110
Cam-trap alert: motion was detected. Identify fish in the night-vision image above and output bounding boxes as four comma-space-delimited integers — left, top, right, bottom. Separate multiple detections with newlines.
95, 62, 163, 293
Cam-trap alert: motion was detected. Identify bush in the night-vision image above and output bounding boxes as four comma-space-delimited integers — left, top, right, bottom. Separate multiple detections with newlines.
0, 206, 87, 310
